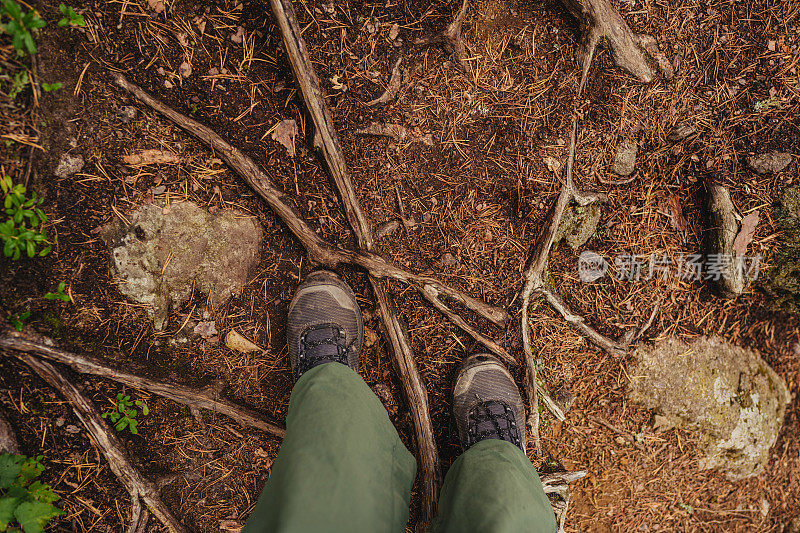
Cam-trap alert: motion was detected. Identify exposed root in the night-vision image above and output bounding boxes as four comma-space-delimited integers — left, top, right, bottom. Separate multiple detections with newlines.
367, 57, 404, 106
13, 352, 187, 533
0, 329, 286, 438
560, 0, 672, 83
415, 0, 472, 74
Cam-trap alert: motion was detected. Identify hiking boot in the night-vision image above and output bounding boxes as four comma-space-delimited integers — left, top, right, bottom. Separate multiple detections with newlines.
453, 353, 526, 453
287, 270, 363, 382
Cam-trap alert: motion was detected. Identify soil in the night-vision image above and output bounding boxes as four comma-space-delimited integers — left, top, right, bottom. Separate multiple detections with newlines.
1, 0, 799, 531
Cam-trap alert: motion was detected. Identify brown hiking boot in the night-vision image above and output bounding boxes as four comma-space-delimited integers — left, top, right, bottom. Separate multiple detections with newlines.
453, 354, 526, 453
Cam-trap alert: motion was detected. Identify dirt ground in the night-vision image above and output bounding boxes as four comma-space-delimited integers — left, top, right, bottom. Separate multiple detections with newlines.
1, 0, 799, 530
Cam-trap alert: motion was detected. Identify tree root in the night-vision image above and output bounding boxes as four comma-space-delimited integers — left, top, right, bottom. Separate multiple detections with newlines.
0, 329, 286, 438
559, 0, 672, 83
367, 57, 404, 106
541, 470, 588, 533
415, 0, 472, 74
11, 352, 187, 533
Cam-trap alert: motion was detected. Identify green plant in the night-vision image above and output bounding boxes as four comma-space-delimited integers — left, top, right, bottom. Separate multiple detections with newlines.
44, 281, 69, 302
8, 311, 30, 331
102, 393, 149, 434
0, 453, 62, 532
754, 96, 781, 113
57, 4, 84, 27
1, 175, 51, 260
0, 0, 46, 56
40, 82, 61, 92
3, 70, 29, 99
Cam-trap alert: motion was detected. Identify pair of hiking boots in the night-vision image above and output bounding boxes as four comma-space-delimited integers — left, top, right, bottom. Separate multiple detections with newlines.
287, 270, 526, 453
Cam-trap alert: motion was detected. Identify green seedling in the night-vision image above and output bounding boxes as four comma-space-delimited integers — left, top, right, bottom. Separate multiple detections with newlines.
0, 0, 46, 56
1, 175, 51, 260
8, 311, 30, 332
57, 4, 84, 27
102, 393, 149, 434
44, 281, 69, 302
3, 70, 29, 99
0, 453, 62, 532
41, 82, 61, 92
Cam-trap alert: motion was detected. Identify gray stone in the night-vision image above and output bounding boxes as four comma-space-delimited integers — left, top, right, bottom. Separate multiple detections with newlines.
555, 202, 600, 249
613, 139, 638, 176
54, 153, 84, 178
627, 336, 790, 480
748, 152, 792, 174
102, 202, 263, 330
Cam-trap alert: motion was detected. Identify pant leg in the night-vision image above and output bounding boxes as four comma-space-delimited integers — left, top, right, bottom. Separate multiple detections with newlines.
428, 439, 557, 533
243, 363, 417, 533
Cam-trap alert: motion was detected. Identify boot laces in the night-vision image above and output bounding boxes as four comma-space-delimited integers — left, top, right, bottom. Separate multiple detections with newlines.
467, 400, 522, 448
296, 324, 351, 376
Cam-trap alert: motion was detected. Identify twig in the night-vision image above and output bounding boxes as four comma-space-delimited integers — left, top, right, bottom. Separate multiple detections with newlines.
367, 57, 404, 106
540, 469, 588, 533
0, 329, 285, 438
269, 0, 442, 523
13, 353, 187, 533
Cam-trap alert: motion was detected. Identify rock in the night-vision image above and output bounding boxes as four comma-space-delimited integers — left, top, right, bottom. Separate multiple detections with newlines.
438, 252, 457, 267
54, 153, 84, 178
179, 61, 192, 78
555, 202, 601, 249
225, 329, 262, 353
102, 202, 263, 330
193, 321, 217, 339
627, 336, 790, 480
118, 106, 138, 124
762, 187, 800, 313
748, 152, 792, 174
613, 139, 637, 176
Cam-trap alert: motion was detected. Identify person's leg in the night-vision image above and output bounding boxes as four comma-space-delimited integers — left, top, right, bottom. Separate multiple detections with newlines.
243, 271, 416, 533
429, 354, 556, 533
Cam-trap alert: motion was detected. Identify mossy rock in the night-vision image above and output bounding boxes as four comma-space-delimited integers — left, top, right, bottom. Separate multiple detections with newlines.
628, 336, 789, 480
761, 187, 800, 313
555, 202, 601, 250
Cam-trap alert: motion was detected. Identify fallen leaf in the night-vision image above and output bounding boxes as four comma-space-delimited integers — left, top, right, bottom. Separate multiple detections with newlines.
193, 321, 218, 339
225, 329, 263, 353
388, 23, 399, 41
230, 26, 244, 44
664, 195, 687, 232
147, 0, 165, 13
272, 120, 297, 157
363, 327, 378, 348
179, 61, 192, 78
330, 75, 347, 91
122, 149, 181, 166
733, 210, 759, 256
543, 156, 562, 174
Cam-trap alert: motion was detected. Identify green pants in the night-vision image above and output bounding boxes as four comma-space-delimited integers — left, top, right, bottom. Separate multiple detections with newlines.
244, 363, 556, 533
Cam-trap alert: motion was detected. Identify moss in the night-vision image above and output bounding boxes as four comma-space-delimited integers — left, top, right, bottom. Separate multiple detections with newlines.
761, 188, 800, 313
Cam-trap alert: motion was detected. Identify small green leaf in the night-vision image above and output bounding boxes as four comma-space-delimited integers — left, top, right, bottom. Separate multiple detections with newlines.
14, 501, 62, 533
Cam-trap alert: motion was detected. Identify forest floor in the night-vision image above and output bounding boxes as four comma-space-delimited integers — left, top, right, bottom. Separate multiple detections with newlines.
1, 0, 799, 531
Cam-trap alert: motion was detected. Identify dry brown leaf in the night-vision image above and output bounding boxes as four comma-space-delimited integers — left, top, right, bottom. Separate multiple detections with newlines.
272, 119, 298, 157
225, 329, 262, 353
122, 149, 181, 166
664, 195, 687, 232
734, 210, 759, 256
147, 0, 165, 13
